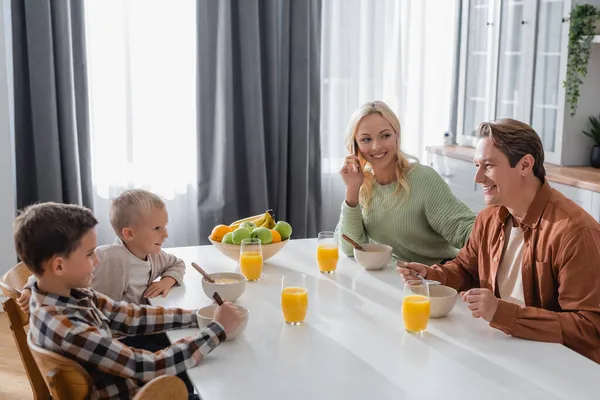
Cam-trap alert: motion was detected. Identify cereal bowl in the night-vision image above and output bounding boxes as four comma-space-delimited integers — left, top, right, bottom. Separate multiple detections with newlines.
196, 304, 249, 341
429, 285, 458, 318
201, 272, 246, 302
353, 243, 393, 270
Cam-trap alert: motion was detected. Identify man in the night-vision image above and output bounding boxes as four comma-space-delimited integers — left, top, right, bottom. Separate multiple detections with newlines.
398, 118, 600, 363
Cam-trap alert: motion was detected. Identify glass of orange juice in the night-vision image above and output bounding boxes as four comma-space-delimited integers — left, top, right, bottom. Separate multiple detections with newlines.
240, 238, 263, 281
281, 274, 308, 325
317, 231, 339, 274
402, 280, 430, 334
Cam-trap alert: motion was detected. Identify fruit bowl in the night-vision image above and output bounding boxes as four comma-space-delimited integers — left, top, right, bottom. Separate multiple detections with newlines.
209, 237, 290, 262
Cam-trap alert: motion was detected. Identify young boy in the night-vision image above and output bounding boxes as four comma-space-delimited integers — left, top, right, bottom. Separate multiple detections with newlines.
15, 202, 243, 399
20, 189, 185, 310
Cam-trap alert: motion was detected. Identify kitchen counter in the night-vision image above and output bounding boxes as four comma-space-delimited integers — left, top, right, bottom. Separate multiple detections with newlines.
427, 146, 600, 193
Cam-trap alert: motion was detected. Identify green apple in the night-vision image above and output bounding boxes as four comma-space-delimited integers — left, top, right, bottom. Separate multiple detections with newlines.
240, 221, 257, 232
274, 221, 292, 240
232, 227, 251, 245
251, 227, 273, 244
222, 232, 234, 244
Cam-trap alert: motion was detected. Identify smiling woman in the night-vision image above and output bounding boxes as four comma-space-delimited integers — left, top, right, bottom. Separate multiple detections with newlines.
335, 101, 476, 265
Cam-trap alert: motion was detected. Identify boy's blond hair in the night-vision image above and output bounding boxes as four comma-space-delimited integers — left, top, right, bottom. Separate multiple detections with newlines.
109, 189, 166, 238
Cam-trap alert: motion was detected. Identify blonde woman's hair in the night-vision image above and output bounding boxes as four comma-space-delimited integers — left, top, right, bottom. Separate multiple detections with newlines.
109, 189, 166, 237
344, 101, 414, 208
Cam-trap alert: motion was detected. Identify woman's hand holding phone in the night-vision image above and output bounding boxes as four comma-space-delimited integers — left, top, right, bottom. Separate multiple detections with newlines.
340, 151, 363, 207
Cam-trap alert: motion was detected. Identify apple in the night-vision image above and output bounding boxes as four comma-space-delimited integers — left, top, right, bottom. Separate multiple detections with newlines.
232, 227, 251, 245
240, 221, 257, 232
274, 221, 292, 240
251, 227, 273, 244
222, 232, 234, 244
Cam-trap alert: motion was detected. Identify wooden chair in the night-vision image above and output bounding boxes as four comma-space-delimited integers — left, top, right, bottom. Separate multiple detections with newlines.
1, 262, 32, 296
28, 335, 188, 400
27, 335, 92, 400
2, 298, 51, 400
132, 375, 188, 400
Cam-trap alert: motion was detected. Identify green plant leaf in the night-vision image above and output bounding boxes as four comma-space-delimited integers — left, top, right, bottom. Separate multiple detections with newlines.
565, 5, 600, 116
582, 114, 600, 145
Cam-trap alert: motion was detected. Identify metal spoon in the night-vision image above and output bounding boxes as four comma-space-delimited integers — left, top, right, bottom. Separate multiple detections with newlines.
397, 260, 440, 285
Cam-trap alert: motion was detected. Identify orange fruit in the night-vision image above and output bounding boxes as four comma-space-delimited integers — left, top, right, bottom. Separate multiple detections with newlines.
270, 229, 282, 243
210, 225, 232, 242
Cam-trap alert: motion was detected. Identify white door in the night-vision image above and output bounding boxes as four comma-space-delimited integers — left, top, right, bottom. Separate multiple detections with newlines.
458, 0, 497, 146
530, 0, 570, 164
494, 0, 536, 122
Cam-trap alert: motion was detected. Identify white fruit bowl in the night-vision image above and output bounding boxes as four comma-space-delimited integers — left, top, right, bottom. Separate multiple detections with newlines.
209, 237, 290, 262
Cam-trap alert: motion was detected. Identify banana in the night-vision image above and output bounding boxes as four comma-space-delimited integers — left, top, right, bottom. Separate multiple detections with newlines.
259, 212, 275, 229
230, 209, 276, 230
253, 213, 268, 228
229, 213, 264, 228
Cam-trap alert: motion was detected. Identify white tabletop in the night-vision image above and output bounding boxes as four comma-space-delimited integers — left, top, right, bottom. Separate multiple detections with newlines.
152, 239, 600, 400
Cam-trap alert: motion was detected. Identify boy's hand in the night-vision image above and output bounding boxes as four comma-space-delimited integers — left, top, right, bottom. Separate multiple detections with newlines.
143, 277, 177, 298
214, 302, 244, 339
18, 289, 31, 313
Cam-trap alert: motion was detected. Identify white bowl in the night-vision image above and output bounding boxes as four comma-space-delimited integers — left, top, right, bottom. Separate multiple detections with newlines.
429, 285, 458, 318
353, 243, 393, 270
196, 304, 249, 341
201, 272, 246, 303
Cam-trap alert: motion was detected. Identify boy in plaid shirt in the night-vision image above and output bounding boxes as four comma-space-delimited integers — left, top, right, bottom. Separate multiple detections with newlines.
15, 202, 243, 400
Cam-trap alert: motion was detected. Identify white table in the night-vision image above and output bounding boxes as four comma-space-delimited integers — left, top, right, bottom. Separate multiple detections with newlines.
152, 239, 600, 400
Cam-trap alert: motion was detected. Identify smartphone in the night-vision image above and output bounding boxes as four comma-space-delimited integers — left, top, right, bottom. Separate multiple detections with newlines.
351, 140, 361, 172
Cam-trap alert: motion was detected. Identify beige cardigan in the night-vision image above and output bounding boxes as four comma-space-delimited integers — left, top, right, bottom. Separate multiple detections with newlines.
26, 239, 186, 305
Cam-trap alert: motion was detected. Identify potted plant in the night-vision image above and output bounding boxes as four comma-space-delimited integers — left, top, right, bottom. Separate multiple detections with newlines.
583, 114, 600, 168
564, 4, 600, 116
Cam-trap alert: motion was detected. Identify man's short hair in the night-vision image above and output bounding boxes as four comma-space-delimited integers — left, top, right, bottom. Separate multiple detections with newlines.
477, 118, 546, 182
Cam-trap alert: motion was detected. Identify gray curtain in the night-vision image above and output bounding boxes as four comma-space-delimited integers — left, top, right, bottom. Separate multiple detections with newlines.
196, 0, 322, 241
12, 0, 93, 209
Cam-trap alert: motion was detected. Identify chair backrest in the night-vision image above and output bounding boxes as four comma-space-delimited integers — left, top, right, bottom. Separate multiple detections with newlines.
133, 375, 188, 400
0, 277, 22, 300
27, 335, 92, 400
2, 262, 32, 294
2, 298, 50, 400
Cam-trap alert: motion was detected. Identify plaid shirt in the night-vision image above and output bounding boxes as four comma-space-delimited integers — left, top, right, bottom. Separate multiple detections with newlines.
29, 284, 226, 400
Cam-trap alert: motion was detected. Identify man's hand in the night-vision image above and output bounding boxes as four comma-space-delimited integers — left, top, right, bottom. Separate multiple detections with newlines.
461, 288, 499, 322
17, 289, 31, 313
143, 276, 177, 298
395, 261, 428, 281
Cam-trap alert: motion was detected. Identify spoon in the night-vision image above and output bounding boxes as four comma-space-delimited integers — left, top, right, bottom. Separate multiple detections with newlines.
191, 262, 216, 283
397, 260, 440, 285
212, 292, 224, 305
341, 234, 365, 251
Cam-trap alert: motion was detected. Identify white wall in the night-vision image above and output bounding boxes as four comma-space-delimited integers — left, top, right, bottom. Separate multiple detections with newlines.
561, 0, 600, 166
0, 0, 16, 282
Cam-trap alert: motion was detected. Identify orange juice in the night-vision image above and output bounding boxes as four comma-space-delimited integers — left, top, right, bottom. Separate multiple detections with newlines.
240, 251, 263, 281
317, 244, 339, 273
281, 287, 308, 324
402, 295, 430, 333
